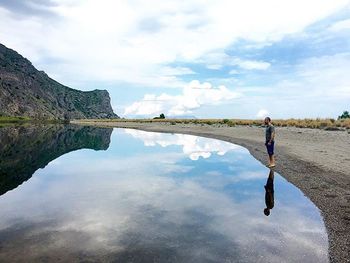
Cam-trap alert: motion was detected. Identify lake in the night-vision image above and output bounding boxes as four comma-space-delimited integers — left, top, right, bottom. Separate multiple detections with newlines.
0, 125, 328, 262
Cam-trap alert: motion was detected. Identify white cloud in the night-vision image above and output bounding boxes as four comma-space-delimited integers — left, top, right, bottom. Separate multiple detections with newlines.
228, 69, 239, 75
124, 80, 240, 116
160, 66, 196, 76
230, 52, 350, 118
0, 0, 348, 89
290, 52, 350, 99
329, 18, 350, 31
195, 51, 271, 71
206, 64, 223, 70
256, 109, 269, 118
232, 58, 271, 70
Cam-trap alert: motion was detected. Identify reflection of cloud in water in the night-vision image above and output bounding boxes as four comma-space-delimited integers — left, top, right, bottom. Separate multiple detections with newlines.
0, 130, 328, 262
124, 129, 242, 160
0, 153, 328, 262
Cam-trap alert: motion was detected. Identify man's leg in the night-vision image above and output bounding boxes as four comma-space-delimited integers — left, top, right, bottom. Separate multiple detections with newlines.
266, 143, 271, 165
270, 154, 275, 166
269, 142, 275, 166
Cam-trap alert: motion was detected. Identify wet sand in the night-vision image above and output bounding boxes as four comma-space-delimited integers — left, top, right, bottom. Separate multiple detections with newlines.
72, 120, 350, 262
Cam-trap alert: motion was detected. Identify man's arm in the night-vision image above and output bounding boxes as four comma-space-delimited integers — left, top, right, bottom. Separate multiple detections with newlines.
268, 127, 275, 144
270, 130, 275, 142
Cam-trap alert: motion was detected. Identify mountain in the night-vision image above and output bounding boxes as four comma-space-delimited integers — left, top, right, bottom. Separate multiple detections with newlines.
0, 124, 113, 196
0, 43, 118, 119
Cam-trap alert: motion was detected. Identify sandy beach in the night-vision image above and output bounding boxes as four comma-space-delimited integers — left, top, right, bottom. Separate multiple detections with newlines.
72, 120, 350, 262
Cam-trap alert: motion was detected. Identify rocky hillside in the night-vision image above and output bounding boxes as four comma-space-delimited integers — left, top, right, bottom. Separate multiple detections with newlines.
0, 43, 118, 119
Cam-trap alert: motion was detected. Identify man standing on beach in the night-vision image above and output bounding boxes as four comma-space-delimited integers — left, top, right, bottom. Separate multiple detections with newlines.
264, 117, 275, 168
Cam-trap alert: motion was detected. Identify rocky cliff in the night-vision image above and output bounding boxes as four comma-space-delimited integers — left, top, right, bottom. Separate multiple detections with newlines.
0, 43, 118, 119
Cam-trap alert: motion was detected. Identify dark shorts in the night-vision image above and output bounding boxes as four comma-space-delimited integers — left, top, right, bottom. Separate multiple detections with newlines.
265, 141, 275, 156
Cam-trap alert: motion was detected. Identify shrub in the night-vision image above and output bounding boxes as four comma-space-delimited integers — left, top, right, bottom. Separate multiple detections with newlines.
222, 119, 229, 124
338, 111, 350, 120
153, 113, 165, 119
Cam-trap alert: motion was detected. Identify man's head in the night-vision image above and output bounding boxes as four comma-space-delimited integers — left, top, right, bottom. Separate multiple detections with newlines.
264, 208, 270, 216
264, 117, 271, 125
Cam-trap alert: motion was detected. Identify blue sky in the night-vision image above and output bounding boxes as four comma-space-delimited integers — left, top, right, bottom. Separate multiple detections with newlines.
0, 0, 349, 118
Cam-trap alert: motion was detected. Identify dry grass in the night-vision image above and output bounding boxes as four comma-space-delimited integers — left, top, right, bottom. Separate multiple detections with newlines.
75, 118, 350, 129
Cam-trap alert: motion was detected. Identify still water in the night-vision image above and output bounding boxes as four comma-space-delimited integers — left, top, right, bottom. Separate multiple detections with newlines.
0, 125, 328, 262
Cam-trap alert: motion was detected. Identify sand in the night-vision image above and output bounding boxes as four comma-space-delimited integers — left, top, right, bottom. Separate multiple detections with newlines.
72, 120, 350, 262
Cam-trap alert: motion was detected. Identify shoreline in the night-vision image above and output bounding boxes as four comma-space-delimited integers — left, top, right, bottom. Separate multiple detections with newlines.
71, 120, 350, 262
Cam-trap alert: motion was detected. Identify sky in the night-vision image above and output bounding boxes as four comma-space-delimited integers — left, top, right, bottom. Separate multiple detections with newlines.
0, 0, 350, 119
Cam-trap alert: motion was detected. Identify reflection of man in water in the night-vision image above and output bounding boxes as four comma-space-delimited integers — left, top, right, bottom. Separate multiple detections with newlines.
264, 117, 276, 168
264, 169, 274, 216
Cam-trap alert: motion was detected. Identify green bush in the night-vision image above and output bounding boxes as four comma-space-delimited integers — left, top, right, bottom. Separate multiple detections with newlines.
338, 111, 350, 120
153, 113, 165, 119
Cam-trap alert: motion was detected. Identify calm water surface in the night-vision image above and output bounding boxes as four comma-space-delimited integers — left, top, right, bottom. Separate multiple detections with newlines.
0, 125, 328, 262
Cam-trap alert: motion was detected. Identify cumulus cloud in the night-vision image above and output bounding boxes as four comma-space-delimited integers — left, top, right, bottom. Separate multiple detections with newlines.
229, 52, 350, 118
0, 0, 349, 119
328, 18, 350, 31
232, 58, 271, 70
228, 69, 239, 75
256, 109, 269, 118
124, 80, 240, 116
283, 52, 350, 99
0, 0, 348, 89
194, 51, 271, 71
160, 66, 196, 76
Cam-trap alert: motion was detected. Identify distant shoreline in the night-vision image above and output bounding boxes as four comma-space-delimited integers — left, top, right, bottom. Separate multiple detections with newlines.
72, 119, 350, 262
0, 116, 67, 124
2, 117, 349, 130
73, 117, 350, 130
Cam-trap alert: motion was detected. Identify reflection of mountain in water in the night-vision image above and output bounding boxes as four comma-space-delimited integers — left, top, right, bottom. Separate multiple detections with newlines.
0, 125, 112, 196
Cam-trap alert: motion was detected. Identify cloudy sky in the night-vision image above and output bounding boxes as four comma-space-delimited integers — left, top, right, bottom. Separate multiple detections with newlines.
0, 0, 349, 118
